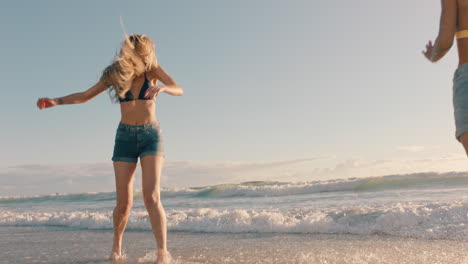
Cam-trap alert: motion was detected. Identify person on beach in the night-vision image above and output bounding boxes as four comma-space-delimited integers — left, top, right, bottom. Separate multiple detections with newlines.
423, 0, 468, 156
36, 33, 183, 263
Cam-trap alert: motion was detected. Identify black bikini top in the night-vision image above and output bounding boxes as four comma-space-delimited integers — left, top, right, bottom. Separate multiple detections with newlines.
119, 73, 152, 103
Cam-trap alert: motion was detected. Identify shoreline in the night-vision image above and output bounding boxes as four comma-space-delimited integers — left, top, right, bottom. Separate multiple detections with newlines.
2, 226, 468, 264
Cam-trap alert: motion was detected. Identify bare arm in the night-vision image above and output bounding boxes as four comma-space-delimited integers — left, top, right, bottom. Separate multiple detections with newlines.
54, 79, 109, 105
151, 65, 184, 96
425, 0, 457, 62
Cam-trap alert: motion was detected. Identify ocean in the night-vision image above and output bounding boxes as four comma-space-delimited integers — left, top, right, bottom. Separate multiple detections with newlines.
2, 171, 468, 263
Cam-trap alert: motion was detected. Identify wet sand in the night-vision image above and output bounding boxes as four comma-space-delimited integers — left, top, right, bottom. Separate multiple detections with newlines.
2, 226, 468, 264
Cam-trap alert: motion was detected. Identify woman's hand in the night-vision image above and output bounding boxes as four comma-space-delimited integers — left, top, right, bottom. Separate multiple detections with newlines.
422, 40, 435, 62
144, 85, 166, 100
37, 97, 58, 109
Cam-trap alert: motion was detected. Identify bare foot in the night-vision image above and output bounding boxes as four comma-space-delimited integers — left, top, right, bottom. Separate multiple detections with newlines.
109, 241, 126, 261
156, 250, 172, 264
109, 251, 127, 261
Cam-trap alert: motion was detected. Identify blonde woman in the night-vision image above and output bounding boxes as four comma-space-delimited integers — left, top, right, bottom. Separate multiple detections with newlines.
36, 34, 183, 263
423, 0, 468, 156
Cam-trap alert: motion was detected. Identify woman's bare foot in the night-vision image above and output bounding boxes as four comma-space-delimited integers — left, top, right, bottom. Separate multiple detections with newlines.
156, 249, 172, 264
109, 250, 127, 261
109, 240, 126, 261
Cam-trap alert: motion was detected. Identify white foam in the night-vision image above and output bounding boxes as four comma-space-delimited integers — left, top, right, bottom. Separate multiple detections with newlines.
138, 250, 177, 264
2, 200, 468, 240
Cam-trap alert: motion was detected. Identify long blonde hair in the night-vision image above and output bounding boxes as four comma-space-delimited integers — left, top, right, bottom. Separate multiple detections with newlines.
101, 34, 158, 102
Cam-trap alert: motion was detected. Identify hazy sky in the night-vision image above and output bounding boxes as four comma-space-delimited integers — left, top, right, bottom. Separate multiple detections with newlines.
2, 1, 468, 195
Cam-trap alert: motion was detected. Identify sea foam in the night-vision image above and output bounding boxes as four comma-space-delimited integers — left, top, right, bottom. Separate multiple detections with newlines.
2, 200, 467, 240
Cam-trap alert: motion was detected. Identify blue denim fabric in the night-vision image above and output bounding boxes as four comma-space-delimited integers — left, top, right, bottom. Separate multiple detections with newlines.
112, 121, 165, 162
453, 63, 468, 142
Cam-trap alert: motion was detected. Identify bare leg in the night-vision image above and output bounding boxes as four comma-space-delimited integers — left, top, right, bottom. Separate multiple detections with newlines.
109, 161, 137, 260
140, 155, 171, 263
460, 132, 468, 157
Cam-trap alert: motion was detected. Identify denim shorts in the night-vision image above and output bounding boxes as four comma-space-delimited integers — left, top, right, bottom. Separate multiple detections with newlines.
111, 121, 165, 163
453, 63, 468, 142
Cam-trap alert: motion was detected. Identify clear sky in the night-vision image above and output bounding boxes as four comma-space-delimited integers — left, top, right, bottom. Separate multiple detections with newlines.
2, 0, 468, 196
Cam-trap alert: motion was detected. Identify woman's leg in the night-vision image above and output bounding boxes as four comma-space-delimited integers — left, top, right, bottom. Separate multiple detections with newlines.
110, 161, 137, 259
140, 155, 169, 256
459, 132, 468, 157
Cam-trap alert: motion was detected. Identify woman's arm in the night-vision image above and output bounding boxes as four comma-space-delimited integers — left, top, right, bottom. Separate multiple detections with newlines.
37, 79, 109, 109
146, 65, 184, 98
55, 79, 108, 105
424, 0, 457, 62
